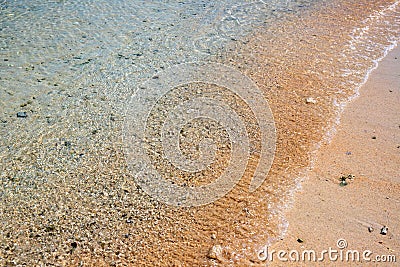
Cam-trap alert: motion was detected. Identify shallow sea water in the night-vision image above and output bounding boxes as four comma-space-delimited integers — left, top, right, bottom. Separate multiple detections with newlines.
1, 0, 400, 265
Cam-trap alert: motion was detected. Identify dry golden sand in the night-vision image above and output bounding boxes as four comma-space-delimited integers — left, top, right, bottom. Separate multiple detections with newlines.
269, 46, 400, 266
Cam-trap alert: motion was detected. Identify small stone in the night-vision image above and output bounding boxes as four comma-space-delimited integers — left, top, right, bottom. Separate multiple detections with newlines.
71, 241, 78, 248
207, 245, 223, 260
380, 226, 388, 235
211, 233, 217, 240
368, 227, 374, 233
45, 225, 56, 232
17, 112, 27, 118
372, 136, 377, 139
339, 180, 348, 187
64, 141, 72, 147
306, 97, 317, 104
20, 100, 32, 107
297, 238, 304, 243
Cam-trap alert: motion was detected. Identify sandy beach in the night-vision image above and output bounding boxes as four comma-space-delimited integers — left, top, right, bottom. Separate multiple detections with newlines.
269, 45, 400, 266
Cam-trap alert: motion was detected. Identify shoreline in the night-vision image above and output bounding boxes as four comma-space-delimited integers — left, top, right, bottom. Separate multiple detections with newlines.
1, 1, 399, 265
269, 45, 400, 266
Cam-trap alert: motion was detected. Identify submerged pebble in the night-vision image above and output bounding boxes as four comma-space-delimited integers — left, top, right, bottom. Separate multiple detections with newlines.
16, 112, 27, 118
339, 174, 355, 186
380, 226, 388, 235
207, 245, 223, 260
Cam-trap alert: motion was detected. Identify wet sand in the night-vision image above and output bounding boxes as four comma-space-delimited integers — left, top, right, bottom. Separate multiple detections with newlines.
269, 45, 400, 266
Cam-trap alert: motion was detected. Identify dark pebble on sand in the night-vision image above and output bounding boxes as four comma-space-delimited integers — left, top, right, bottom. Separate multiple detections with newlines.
17, 112, 27, 118
297, 238, 304, 243
380, 226, 388, 235
71, 241, 78, 248
372, 136, 376, 139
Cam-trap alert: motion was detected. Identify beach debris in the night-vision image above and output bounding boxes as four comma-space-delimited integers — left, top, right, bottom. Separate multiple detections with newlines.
368, 227, 374, 233
45, 225, 56, 232
207, 245, 223, 260
16, 112, 27, 118
380, 226, 388, 235
339, 174, 354, 186
305, 97, 317, 104
297, 238, 304, 243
